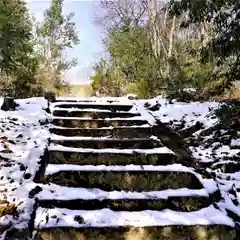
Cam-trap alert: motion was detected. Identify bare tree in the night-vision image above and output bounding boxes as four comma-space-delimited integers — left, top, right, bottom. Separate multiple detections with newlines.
94, 0, 148, 33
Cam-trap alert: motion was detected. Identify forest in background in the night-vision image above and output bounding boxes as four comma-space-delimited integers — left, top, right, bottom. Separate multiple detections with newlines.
1, 0, 240, 100
91, 0, 240, 100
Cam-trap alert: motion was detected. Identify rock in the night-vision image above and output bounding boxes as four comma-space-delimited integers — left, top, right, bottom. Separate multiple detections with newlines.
44, 91, 56, 102
180, 121, 204, 138
74, 215, 85, 224
0, 225, 10, 235
8, 140, 15, 145
19, 164, 26, 171
148, 103, 161, 111
127, 94, 137, 100
29, 186, 42, 198
1, 97, 18, 111
39, 119, 49, 126
144, 102, 151, 108
23, 173, 31, 180
16, 134, 23, 139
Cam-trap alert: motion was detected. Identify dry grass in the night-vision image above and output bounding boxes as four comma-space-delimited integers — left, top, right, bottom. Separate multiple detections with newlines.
0, 203, 17, 218
212, 87, 240, 100
58, 84, 93, 97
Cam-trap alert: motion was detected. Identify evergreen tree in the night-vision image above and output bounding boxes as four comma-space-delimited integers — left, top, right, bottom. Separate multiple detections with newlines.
0, 0, 38, 96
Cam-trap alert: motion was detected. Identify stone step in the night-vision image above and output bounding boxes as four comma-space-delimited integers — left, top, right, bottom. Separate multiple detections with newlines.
51, 138, 161, 149
50, 126, 152, 138
53, 103, 133, 111
54, 99, 121, 103
44, 170, 203, 191
53, 110, 140, 118
52, 118, 149, 128
38, 191, 220, 212
55, 99, 96, 103
34, 205, 236, 240
34, 226, 236, 240
211, 161, 240, 173
48, 151, 175, 165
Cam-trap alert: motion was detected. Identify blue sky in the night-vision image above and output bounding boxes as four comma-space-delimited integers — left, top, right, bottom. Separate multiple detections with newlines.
26, 0, 104, 83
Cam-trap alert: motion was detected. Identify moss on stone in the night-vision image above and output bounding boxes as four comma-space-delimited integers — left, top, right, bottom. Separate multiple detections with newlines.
51, 139, 161, 149
52, 119, 148, 128
48, 151, 175, 166
39, 192, 219, 212
44, 171, 203, 191
35, 225, 236, 240
53, 110, 140, 119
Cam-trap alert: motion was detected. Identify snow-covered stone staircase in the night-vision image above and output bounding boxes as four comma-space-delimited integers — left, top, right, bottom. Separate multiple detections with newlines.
33, 98, 236, 239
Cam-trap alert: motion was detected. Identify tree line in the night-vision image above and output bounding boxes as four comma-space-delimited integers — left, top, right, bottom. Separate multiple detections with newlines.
91, 0, 240, 100
0, 0, 79, 98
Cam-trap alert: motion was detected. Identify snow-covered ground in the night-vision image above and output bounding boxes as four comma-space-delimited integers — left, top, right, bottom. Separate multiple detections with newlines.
148, 97, 240, 225
0, 96, 239, 237
34, 96, 239, 231
0, 98, 49, 234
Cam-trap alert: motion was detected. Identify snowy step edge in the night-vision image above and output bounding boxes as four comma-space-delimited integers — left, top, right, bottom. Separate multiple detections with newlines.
44, 163, 217, 195
45, 163, 193, 175
36, 183, 213, 201
49, 134, 159, 141
52, 107, 111, 112
34, 205, 234, 229
49, 124, 151, 130
55, 96, 135, 102
50, 116, 148, 121
51, 101, 134, 108
52, 107, 140, 113
48, 144, 175, 155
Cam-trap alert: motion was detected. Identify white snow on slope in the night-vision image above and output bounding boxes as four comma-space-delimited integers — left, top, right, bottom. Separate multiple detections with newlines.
49, 144, 175, 155
149, 97, 240, 225
150, 97, 220, 129
0, 98, 49, 229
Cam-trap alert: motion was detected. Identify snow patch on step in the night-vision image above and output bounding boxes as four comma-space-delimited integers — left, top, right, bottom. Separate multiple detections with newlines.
53, 107, 112, 112
50, 134, 159, 141
44, 164, 218, 195
35, 205, 234, 229
51, 101, 134, 108
48, 144, 175, 155
55, 96, 134, 103
45, 163, 193, 175
50, 124, 151, 130
37, 184, 212, 201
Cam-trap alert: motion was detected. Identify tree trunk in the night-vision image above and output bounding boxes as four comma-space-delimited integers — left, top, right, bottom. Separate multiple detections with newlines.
148, 0, 158, 57
44, 91, 56, 102
168, 16, 176, 59
1, 97, 17, 111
